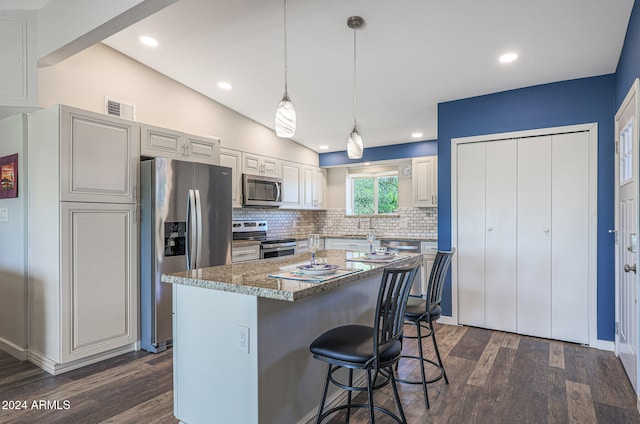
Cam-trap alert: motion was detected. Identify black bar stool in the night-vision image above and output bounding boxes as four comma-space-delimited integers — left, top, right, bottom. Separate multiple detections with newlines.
397, 249, 455, 409
309, 259, 421, 423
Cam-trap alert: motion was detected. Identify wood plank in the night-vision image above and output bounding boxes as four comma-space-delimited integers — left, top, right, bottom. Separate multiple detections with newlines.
549, 341, 565, 369
566, 380, 598, 424
467, 331, 505, 387
449, 326, 492, 361
501, 332, 521, 350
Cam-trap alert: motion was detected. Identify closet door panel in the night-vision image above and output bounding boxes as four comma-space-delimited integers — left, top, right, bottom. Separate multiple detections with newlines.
517, 136, 552, 338
457, 142, 486, 327
485, 140, 517, 332
551, 132, 590, 343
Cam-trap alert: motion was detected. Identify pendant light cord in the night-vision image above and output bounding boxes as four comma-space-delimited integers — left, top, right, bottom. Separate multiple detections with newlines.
284, 0, 288, 94
352, 23, 357, 128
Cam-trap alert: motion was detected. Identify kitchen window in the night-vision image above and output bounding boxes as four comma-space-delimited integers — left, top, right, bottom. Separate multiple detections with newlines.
346, 170, 398, 215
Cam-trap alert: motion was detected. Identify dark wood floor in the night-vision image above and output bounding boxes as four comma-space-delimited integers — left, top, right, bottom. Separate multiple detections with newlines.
1, 324, 639, 423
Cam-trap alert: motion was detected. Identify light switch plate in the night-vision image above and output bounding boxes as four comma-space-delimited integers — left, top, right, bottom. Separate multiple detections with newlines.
0, 208, 8, 221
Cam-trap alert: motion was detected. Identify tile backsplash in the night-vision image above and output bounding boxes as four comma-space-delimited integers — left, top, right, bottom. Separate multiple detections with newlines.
232, 207, 437, 239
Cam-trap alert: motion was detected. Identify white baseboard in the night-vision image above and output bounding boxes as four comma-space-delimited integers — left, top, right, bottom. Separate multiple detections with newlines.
28, 344, 137, 375
589, 339, 615, 352
0, 337, 28, 361
437, 315, 458, 326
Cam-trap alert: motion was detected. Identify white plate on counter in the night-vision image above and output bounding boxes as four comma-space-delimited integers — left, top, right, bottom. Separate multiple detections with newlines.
296, 264, 340, 276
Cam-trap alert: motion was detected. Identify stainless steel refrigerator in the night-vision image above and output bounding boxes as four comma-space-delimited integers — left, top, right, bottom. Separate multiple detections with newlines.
140, 158, 232, 353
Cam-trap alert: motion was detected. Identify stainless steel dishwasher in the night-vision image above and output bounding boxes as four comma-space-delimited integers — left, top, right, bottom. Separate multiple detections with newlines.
380, 239, 423, 296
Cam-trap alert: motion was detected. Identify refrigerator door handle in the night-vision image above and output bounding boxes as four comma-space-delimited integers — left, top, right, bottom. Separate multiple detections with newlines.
186, 189, 197, 270
195, 189, 203, 269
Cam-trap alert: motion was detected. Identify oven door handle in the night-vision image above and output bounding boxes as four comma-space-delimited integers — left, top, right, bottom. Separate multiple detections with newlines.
262, 246, 295, 253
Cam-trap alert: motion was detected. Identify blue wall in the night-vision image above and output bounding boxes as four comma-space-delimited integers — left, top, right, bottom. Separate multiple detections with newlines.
437, 75, 616, 341
319, 139, 437, 167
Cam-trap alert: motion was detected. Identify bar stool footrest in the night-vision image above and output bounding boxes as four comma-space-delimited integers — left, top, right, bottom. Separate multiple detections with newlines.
396, 354, 445, 385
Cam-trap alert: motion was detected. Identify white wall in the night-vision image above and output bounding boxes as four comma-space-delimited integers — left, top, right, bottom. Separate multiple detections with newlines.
38, 43, 319, 166
0, 114, 28, 357
325, 163, 414, 209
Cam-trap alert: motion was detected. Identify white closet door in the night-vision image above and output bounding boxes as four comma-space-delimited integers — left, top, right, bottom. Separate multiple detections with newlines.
517, 136, 552, 338
485, 140, 517, 332
551, 132, 590, 343
457, 142, 486, 327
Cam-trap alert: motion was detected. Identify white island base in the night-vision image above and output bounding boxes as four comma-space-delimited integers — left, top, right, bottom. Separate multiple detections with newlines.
169, 254, 412, 424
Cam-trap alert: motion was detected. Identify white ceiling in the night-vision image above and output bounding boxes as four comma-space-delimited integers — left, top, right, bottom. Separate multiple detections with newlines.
103, 0, 634, 153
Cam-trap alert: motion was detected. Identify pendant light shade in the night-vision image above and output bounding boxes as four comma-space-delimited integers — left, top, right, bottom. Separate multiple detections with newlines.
275, 0, 296, 138
276, 93, 296, 138
347, 126, 364, 159
346, 16, 364, 159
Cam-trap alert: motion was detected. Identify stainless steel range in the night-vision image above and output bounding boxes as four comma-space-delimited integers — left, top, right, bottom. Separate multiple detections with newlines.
232, 220, 296, 259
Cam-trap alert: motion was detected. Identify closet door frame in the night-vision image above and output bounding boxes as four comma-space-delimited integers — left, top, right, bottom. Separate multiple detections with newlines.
451, 123, 598, 347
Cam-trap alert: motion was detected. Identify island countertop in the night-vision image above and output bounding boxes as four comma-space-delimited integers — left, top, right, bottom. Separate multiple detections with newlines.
161, 249, 420, 302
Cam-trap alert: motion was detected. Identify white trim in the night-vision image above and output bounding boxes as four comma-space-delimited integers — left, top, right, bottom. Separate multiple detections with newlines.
0, 337, 28, 361
27, 344, 136, 375
437, 315, 458, 326
614, 78, 640, 393
591, 339, 615, 352
450, 123, 599, 346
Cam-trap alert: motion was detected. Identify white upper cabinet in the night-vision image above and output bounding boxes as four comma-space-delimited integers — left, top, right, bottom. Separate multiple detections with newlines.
220, 147, 243, 208
303, 166, 326, 209
242, 153, 280, 178
55, 106, 139, 204
412, 156, 438, 207
0, 10, 37, 116
141, 124, 220, 165
280, 161, 303, 209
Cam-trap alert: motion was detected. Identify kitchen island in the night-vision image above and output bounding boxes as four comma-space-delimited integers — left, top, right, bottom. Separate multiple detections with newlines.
161, 249, 420, 424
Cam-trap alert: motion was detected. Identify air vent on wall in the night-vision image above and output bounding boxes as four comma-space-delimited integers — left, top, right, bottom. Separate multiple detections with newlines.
104, 97, 136, 120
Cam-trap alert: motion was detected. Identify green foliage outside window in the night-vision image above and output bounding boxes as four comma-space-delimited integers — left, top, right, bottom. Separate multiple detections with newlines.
352, 175, 398, 215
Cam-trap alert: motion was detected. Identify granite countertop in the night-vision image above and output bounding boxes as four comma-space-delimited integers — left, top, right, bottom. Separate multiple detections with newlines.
161, 250, 421, 302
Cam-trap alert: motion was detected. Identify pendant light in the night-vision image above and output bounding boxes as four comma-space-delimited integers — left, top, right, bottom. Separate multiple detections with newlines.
347, 16, 364, 159
275, 0, 296, 138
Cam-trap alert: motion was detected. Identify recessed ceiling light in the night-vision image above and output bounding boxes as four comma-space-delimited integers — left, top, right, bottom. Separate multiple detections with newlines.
139, 35, 158, 47
499, 52, 518, 63
217, 81, 232, 90
319, 145, 329, 150
411, 132, 423, 139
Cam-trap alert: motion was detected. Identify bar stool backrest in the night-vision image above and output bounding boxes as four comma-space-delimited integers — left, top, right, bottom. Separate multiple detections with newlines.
373, 258, 421, 367
426, 249, 456, 312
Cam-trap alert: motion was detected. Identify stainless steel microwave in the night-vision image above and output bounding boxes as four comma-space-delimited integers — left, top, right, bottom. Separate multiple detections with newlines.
242, 174, 283, 207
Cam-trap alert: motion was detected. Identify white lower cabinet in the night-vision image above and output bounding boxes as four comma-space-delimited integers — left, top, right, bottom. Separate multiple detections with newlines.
456, 131, 592, 344
59, 203, 138, 364
324, 238, 372, 252
231, 244, 260, 263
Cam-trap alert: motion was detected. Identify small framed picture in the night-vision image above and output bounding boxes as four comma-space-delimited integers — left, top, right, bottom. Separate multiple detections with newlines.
0, 154, 18, 199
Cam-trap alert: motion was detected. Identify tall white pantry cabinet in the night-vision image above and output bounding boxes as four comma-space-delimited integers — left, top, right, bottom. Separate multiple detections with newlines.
28, 105, 139, 374
455, 129, 594, 344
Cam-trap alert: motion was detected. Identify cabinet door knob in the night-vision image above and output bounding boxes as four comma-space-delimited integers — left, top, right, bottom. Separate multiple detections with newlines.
487, 227, 493, 232
544, 228, 550, 233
